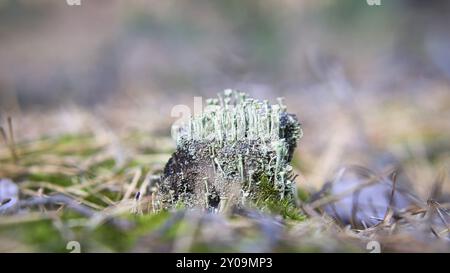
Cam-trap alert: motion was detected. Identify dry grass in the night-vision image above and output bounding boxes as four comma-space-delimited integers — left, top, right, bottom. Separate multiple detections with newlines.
0, 88, 449, 253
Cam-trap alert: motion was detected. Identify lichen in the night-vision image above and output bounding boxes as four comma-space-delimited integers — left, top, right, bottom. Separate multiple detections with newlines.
156, 89, 302, 212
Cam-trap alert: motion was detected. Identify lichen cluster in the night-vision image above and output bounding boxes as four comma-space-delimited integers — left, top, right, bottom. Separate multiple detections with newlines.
157, 89, 302, 211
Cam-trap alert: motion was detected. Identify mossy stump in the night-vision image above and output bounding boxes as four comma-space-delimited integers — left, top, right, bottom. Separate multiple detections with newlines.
156, 90, 302, 212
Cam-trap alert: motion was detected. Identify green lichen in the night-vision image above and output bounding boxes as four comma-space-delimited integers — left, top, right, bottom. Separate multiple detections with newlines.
157, 89, 302, 211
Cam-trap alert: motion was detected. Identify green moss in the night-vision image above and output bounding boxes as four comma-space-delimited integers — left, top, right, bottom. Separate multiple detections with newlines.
88, 158, 117, 172
27, 172, 74, 187
297, 187, 310, 203
54, 133, 92, 145
253, 175, 306, 221
0, 219, 67, 252
92, 211, 172, 252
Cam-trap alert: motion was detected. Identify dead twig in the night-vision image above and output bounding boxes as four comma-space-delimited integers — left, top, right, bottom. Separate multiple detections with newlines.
382, 169, 399, 224
19, 194, 132, 230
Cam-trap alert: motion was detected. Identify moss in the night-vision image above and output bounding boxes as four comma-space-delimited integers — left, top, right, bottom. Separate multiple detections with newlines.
0, 219, 67, 252
297, 187, 310, 203
54, 133, 93, 145
92, 211, 172, 252
27, 172, 74, 187
30, 133, 99, 157
253, 175, 306, 221
88, 158, 117, 172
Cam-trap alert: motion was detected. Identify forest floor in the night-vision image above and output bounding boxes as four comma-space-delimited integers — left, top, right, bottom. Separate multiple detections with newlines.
1, 89, 450, 253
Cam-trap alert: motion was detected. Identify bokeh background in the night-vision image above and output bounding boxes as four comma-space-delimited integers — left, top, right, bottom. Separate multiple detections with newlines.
1, 0, 449, 196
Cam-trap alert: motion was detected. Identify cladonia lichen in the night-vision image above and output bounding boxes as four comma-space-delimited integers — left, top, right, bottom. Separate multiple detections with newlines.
156, 89, 302, 212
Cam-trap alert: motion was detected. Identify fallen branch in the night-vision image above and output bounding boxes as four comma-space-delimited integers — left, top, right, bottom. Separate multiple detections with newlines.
19, 194, 133, 230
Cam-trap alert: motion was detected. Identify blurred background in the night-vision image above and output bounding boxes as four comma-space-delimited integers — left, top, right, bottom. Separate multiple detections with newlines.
0, 0, 449, 196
